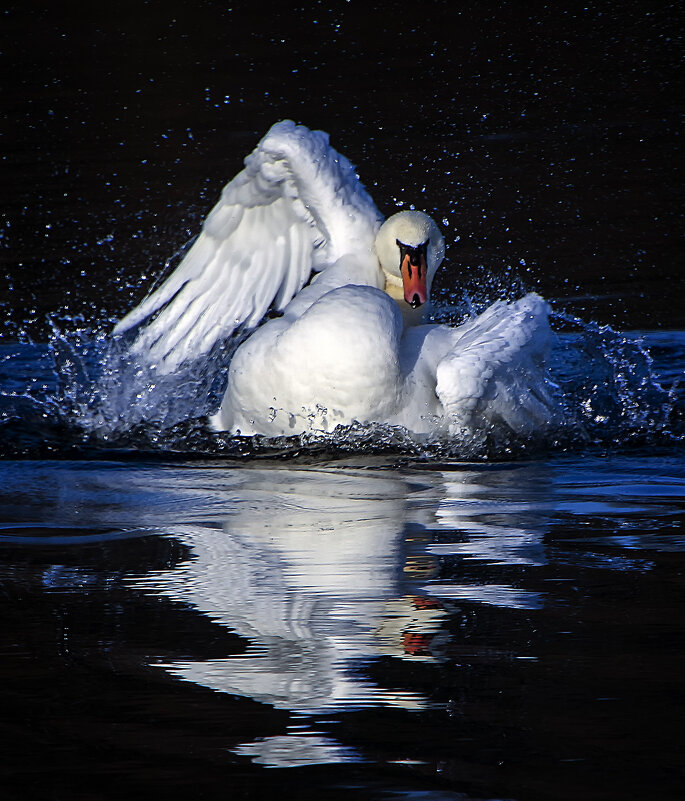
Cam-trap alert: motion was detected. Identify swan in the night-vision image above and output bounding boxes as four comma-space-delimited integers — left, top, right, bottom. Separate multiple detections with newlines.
114, 120, 561, 437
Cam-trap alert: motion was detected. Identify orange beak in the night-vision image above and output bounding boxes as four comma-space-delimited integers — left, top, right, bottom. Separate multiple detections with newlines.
398, 240, 429, 308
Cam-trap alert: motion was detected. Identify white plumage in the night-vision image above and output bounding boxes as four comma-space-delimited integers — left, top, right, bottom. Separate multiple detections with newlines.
114, 120, 561, 437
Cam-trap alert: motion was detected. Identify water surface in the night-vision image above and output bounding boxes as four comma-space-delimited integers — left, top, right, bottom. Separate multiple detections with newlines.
2, 2, 683, 799
1, 454, 684, 799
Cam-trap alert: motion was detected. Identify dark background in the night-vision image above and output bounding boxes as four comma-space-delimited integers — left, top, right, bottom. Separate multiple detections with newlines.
2, 0, 683, 338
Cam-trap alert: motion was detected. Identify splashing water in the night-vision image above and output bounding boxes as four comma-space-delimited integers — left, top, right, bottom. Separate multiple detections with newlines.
549, 312, 677, 447
0, 296, 681, 460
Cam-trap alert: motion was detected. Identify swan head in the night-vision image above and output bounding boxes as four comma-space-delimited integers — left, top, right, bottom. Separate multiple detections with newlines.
374, 211, 445, 310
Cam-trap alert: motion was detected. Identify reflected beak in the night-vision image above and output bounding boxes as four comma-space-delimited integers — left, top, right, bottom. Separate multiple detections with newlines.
398, 240, 429, 308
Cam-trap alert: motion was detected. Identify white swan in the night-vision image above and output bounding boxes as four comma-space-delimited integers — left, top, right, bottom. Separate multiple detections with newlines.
114, 120, 561, 437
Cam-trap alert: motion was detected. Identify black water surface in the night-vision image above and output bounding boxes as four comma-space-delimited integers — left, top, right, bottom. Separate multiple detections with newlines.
1, 456, 684, 801
2, 2, 684, 800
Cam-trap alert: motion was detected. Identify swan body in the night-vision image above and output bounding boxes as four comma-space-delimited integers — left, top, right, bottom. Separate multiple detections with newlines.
114, 121, 561, 437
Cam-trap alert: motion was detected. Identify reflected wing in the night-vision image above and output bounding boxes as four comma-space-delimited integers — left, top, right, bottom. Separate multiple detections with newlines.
113, 120, 382, 371
436, 293, 563, 434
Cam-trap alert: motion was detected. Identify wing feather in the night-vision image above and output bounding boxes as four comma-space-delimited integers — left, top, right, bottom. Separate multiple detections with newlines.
436, 294, 563, 435
274, 225, 307, 309
113, 120, 382, 372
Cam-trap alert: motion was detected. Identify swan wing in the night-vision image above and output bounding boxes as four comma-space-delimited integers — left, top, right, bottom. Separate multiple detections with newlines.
436, 293, 563, 435
113, 120, 382, 371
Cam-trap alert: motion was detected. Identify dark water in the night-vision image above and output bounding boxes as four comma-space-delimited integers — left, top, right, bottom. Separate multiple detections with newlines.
1, 454, 684, 801
2, 2, 684, 799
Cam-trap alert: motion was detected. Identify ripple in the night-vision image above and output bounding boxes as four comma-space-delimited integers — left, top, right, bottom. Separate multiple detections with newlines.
0, 523, 158, 545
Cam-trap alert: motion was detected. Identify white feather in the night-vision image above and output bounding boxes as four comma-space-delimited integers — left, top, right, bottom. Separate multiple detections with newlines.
114, 120, 381, 371
435, 294, 562, 435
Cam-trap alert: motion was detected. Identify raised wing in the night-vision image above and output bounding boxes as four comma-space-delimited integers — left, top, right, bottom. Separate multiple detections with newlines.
113, 120, 382, 372
436, 293, 563, 436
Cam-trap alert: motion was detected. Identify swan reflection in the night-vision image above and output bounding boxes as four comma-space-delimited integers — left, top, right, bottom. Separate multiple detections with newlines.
131, 464, 549, 726
137, 468, 442, 714
424, 466, 549, 609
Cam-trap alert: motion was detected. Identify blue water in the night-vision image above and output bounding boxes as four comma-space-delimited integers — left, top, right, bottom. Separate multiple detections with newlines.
1, 313, 683, 801
1, 450, 684, 799
1, 316, 682, 459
